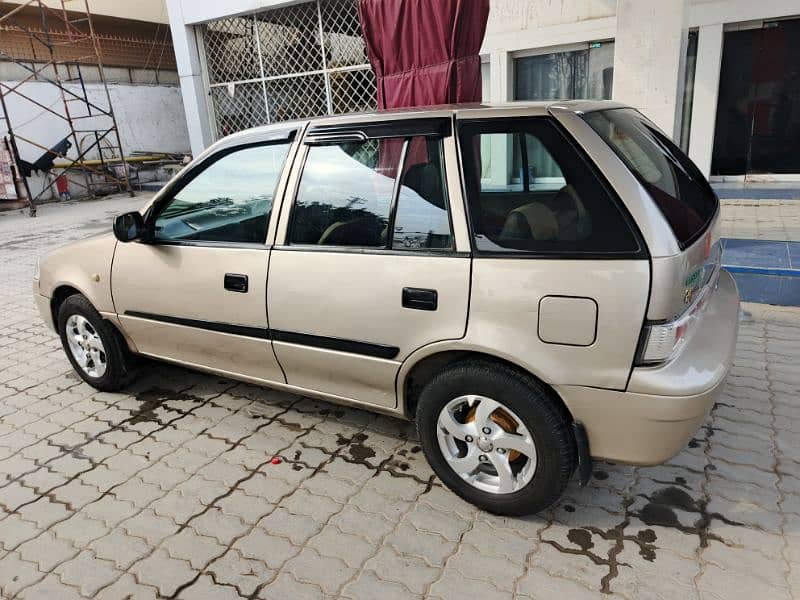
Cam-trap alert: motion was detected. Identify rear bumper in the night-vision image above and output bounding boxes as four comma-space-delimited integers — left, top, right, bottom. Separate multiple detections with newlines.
556, 270, 740, 465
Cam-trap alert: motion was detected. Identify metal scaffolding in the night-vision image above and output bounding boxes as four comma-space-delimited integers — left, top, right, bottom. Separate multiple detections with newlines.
0, 0, 133, 216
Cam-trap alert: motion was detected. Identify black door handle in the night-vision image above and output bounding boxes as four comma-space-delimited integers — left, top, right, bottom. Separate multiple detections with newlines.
402, 287, 438, 311
224, 273, 248, 293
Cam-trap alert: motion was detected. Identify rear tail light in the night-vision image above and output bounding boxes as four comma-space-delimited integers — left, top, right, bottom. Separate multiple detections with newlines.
637, 315, 693, 365
636, 284, 711, 366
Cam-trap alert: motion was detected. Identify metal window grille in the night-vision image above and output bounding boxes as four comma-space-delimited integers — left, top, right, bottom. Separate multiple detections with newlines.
201, 0, 376, 139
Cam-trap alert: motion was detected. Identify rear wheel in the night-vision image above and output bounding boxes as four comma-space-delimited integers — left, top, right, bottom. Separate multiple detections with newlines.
416, 360, 576, 515
57, 294, 137, 391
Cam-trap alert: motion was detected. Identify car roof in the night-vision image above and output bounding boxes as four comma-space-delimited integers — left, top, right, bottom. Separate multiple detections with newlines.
219, 99, 628, 144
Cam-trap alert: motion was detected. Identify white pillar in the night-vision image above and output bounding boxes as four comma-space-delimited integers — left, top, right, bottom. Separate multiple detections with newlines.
165, 0, 214, 157
488, 51, 512, 187
489, 51, 512, 103
688, 24, 724, 178
612, 0, 689, 139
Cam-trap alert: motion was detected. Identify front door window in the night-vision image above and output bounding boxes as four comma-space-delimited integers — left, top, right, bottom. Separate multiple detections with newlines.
154, 142, 291, 243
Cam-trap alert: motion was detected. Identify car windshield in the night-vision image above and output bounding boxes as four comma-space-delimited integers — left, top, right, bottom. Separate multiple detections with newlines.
582, 108, 718, 249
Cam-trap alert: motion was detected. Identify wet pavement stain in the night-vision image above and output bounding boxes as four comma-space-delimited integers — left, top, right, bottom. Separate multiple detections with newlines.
129, 387, 203, 424
593, 470, 609, 480
546, 493, 662, 593
319, 408, 346, 418
568, 528, 594, 551
347, 433, 376, 461
291, 450, 303, 471
635, 485, 742, 548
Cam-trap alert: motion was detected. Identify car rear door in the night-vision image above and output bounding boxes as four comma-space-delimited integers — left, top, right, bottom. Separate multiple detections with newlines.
456, 111, 651, 390
111, 126, 300, 383
266, 116, 471, 409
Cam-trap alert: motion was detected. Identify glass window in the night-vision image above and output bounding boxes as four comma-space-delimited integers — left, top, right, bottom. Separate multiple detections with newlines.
514, 42, 614, 101
583, 108, 718, 248
291, 139, 398, 247
392, 138, 452, 250
154, 143, 290, 243
291, 136, 453, 250
458, 118, 640, 255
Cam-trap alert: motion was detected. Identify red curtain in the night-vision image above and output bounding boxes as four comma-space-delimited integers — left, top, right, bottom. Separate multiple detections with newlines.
358, 0, 490, 109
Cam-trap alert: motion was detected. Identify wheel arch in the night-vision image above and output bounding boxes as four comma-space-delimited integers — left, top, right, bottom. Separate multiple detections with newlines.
50, 284, 83, 328
398, 345, 574, 425
51, 286, 136, 353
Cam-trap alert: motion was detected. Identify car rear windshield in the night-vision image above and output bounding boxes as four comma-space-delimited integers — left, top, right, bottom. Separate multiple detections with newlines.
582, 108, 718, 249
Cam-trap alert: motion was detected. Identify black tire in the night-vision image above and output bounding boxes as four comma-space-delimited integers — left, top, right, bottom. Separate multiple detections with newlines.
416, 360, 576, 516
57, 294, 137, 391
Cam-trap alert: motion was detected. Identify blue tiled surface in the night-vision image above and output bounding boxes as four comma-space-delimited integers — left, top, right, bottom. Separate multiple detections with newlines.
729, 272, 800, 306
789, 243, 800, 270
721, 239, 792, 269
719, 238, 800, 306
712, 186, 800, 200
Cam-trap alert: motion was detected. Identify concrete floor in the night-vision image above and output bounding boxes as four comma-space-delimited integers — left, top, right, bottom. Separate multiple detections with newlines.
0, 195, 798, 599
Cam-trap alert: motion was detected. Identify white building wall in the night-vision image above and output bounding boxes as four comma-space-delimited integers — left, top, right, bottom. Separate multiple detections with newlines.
166, 0, 800, 177
5, 0, 169, 24
612, 0, 689, 138
0, 81, 190, 199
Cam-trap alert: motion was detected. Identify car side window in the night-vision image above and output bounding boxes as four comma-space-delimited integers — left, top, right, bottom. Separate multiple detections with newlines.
458, 117, 641, 255
154, 142, 291, 244
290, 135, 453, 250
392, 138, 452, 250
290, 139, 397, 247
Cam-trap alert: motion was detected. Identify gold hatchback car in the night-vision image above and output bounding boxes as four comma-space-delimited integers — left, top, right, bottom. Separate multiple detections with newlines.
35, 101, 740, 515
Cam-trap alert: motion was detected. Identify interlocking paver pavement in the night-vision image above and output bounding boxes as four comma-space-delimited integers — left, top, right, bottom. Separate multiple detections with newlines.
1, 195, 799, 599
720, 199, 800, 241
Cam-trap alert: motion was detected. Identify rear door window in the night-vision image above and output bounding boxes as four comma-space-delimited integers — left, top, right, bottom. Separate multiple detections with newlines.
290, 135, 453, 250
290, 139, 396, 247
458, 117, 642, 256
582, 108, 718, 248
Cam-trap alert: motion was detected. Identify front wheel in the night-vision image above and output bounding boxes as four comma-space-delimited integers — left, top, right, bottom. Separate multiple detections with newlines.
416, 360, 576, 516
57, 294, 137, 391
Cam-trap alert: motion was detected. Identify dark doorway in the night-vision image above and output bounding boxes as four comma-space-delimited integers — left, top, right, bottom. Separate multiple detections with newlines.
711, 19, 800, 176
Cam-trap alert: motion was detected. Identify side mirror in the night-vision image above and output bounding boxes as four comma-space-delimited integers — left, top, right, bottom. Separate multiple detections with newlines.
113, 211, 145, 242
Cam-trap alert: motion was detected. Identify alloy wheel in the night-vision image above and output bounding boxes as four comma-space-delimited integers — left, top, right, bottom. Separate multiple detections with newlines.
65, 314, 107, 378
436, 394, 537, 494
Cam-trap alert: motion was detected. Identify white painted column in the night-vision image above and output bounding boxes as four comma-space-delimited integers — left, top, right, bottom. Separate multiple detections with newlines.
165, 0, 214, 157
688, 24, 724, 178
488, 51, 512, 187
612, 0, 689, 139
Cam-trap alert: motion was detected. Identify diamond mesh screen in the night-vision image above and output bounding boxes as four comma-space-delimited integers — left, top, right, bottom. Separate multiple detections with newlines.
202, 0, 376, 139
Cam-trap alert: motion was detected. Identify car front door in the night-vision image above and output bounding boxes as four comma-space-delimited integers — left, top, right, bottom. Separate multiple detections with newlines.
111, 127, 299, 384
266, 117, 472, 409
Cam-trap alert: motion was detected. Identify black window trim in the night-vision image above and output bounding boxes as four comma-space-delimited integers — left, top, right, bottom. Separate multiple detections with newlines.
456, 115, 649, 261
142, 131, 297, 248
283, 122, 459, 255
305, 117, 452, 143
